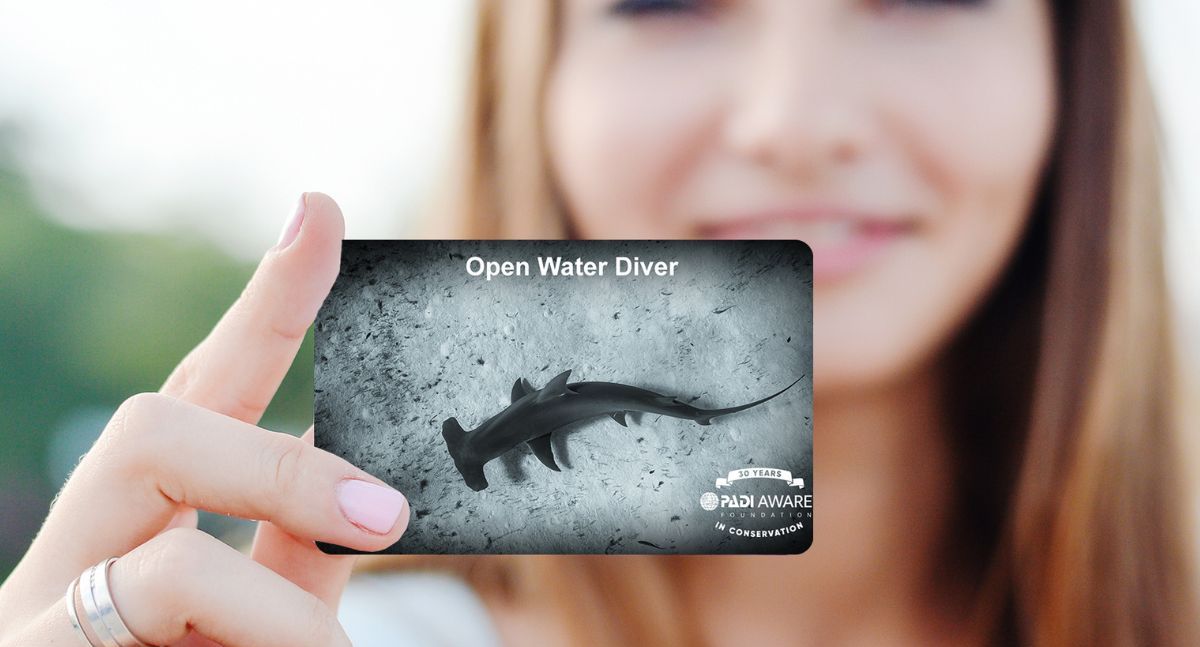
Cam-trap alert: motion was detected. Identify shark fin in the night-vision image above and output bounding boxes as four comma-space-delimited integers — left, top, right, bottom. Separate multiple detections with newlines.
535, 370, 574, 402
610, 411, 628, 427
528, 434, 560, 471
511, 377, 533, 404
653, 395, 679, 406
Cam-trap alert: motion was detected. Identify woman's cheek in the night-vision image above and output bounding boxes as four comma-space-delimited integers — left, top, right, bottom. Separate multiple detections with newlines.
547, 48, 727, 238
813, 19, 1055, 393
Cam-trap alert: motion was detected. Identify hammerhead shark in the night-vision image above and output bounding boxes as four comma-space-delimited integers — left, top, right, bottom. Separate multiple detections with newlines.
441, 370, 804, 491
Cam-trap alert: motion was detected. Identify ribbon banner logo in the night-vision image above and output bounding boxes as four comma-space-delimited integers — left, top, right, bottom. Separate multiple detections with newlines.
715, 467, 804, 489
699, 466, 813, 543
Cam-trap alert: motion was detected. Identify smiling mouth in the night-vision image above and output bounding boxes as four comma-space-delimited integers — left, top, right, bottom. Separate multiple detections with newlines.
696, 213, 918, 283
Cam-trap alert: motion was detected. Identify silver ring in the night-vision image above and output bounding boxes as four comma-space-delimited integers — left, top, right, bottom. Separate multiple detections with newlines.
78, 558, 153, 647
64, 576, 98, 646
80, 560, 120, 647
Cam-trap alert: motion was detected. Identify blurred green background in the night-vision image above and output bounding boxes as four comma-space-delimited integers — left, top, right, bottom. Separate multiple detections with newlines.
0, 126, 314, 579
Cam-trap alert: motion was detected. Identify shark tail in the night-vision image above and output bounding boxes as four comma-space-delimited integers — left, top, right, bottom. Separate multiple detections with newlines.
695, 374, 806, 425
442, 418, 489, 491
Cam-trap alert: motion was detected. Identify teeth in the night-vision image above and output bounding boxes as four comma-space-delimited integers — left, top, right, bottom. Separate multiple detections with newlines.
762, 220, 857, 247
811, 220, 854, 246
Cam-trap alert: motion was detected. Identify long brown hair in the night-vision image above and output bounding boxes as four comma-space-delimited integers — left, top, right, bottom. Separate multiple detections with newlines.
377, 1, 1200, 645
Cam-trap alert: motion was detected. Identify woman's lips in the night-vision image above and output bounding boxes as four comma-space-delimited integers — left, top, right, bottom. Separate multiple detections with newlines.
698, 213, 916, 282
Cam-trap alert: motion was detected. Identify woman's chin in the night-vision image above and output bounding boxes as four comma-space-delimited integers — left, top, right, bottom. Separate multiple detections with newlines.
814, 352, 912, 400
813, 303, 945, 401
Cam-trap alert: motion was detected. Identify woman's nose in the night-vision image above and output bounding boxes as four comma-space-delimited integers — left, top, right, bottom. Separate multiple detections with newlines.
721, 6, 870, 179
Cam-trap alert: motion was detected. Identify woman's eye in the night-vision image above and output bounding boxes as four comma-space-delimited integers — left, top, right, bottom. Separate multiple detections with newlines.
881, 0, 988, 8
607, 0, 709, 18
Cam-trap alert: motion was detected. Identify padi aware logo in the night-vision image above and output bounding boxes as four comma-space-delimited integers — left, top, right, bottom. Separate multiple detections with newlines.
700, 467, 812, 539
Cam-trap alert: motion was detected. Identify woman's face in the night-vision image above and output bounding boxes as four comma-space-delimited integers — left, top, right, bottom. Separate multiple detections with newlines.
545, 0, 1056, 395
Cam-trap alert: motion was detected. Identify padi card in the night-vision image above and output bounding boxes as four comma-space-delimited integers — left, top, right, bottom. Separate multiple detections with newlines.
315, 240, 812, 555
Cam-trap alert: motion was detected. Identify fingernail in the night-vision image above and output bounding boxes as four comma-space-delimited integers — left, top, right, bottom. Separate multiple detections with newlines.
336, 479, 408, 534
275, 193, 306, 250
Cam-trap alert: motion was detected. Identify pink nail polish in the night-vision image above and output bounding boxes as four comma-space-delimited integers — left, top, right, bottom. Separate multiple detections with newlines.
336, 479, 409, 534
275, 193, 306, 250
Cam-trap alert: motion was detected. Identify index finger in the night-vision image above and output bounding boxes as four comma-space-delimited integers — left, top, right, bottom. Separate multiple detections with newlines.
159, 192, 344, 423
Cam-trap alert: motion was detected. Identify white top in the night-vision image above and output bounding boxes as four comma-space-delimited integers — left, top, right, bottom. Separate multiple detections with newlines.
338, 572, 504, 647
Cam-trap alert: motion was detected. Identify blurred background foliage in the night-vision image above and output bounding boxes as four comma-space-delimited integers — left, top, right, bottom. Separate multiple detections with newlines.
0, 124, 313, 578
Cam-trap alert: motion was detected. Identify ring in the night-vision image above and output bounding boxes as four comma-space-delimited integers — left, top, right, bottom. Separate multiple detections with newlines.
71, 557, 153, 647
64, 577, 96, 646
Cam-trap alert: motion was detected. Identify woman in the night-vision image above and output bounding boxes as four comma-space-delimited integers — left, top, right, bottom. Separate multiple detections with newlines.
0, 0, 1195, 645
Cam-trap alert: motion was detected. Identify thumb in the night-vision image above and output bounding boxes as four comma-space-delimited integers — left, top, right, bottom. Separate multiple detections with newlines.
250, 427, 362, 610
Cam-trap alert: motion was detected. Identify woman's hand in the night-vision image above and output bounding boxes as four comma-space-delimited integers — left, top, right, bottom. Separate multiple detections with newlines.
0, 193, 406, 646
